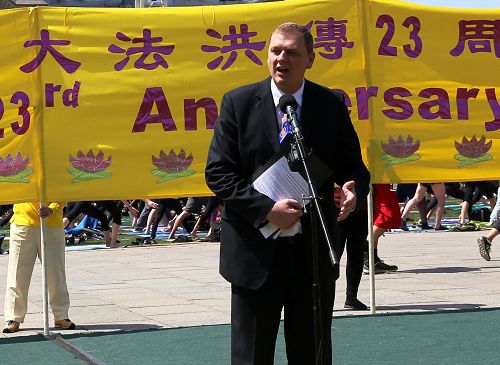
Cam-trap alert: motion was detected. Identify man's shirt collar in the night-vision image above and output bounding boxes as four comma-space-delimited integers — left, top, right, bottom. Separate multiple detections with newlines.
270, 79, 304, 109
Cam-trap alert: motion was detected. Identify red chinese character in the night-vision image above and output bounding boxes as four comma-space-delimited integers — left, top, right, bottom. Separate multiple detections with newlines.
108, 29, 175, 71
201, 24, 266, 70
306, 18, 354, 60
20, 29, 81, 74
450, 20, 500, 57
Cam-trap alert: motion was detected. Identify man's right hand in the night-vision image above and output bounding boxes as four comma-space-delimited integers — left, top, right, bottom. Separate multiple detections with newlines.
265, 199, 303, 229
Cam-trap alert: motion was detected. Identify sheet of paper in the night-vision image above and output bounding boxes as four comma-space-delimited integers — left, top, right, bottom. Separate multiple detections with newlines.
252, 156, 309, 207
253, 156, 309, 239
258, 221, 280, 239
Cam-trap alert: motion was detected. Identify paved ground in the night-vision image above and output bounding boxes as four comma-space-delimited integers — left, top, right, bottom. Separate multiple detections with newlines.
0, 229, 498, 339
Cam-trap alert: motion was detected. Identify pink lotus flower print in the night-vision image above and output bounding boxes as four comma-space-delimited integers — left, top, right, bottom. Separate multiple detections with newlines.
151, 149, 195, 183
68, 150, 112, 182
380, 135, 421, 167
0, 153, 32, 183
454, 135, 493, 167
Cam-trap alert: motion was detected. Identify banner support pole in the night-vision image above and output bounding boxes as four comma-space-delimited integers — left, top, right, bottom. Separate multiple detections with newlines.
358, 0, 377, 314
367, 188, 376, 314
39, 202, 50, 336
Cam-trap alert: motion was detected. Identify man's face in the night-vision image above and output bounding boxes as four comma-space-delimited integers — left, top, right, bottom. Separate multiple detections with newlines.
267, 30, 315, 94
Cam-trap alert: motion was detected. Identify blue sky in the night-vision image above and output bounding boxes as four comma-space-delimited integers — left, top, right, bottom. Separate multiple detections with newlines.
405, 0, 500, 8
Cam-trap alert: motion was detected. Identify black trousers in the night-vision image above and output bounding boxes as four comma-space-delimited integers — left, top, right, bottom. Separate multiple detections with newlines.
64, 201, 110, 231
338, 209, 368, 300
230, 236, 335, 365
150, 199, 185, 239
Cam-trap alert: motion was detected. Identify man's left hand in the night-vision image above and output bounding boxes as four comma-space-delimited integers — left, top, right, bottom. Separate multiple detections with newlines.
38, 206, 54, 218
337, 181, 357, 222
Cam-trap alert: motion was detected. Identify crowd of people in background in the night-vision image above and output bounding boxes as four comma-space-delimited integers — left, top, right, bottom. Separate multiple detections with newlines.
1, 180, 497, 320
0, 198, 225, 245
336, 180, 499, 310
2, 181, 496, 253
61, 197, 224, 245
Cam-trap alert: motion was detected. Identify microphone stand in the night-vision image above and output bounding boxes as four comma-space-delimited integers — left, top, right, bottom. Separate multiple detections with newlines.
287, 118, 339, 365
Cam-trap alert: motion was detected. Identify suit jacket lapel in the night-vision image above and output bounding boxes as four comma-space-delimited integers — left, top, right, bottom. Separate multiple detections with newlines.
255, 79, 281, 153
300, 80, 317, 141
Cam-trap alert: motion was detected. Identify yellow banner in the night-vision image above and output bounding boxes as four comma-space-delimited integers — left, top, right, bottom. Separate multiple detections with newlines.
0, 0, 499, 203
364, 0, 500, 183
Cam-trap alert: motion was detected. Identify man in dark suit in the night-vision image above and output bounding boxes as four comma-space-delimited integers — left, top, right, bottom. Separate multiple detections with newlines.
205, 22, 370, 364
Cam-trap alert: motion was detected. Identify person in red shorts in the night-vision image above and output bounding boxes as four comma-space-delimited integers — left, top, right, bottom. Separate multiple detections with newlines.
364, 184, 401, 274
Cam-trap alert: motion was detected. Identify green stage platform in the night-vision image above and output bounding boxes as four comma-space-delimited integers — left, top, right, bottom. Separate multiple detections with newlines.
2, 308, 499, 365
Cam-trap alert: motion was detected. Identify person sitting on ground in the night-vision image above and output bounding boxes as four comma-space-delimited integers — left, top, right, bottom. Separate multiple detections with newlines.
3, 203, 76, 333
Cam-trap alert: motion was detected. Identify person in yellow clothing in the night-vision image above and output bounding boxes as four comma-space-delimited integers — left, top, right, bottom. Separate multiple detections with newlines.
3, 203, 76, 333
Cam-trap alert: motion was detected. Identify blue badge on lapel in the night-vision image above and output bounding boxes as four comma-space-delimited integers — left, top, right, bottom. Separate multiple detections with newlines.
279, 114, 292, 145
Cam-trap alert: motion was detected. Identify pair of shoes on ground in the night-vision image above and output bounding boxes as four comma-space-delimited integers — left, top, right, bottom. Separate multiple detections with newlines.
134, 237, 157, 245
172, 235, 192, 243
106, 239, 120, 248
2, 319, 76, 333
477, 236, 492, 261
363, 259, 398, 274
344, 297, 368, 311
416, 222, 448, 230
419, 222, 432, 230
54, 318, 76, 330
452, 222, 480, 232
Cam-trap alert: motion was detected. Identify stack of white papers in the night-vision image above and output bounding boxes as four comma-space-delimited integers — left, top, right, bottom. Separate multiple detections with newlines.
252, 156, 309, 239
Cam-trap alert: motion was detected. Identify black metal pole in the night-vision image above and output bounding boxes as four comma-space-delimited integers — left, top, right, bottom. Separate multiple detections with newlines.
290, 134, 338, 365
290, 137, 338, 267
309, 206, 323, 364
279, 95, 338, 364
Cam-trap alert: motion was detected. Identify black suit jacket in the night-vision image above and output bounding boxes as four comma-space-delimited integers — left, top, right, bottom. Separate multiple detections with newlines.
205, 78, 370, 289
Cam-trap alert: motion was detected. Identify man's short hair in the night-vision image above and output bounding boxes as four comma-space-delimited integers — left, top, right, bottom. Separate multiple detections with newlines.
272, 22, 314, 54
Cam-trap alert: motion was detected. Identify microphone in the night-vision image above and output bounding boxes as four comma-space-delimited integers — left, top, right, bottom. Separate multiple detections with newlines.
278, 95, 303, 171
278, 95, 300, 134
